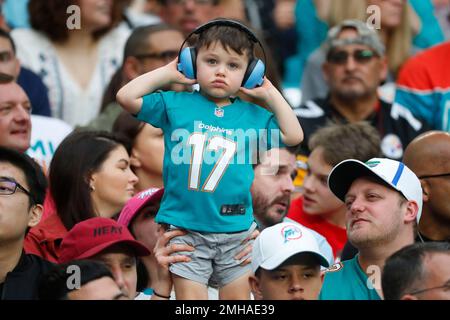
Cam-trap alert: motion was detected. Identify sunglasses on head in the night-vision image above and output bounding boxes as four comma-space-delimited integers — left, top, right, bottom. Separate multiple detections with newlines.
327, 49, 377, 65
134, 50, 179, 61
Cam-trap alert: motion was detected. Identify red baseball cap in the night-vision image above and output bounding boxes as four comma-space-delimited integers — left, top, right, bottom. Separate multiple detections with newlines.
58, 217, 151, 264
117, 187, 164, 228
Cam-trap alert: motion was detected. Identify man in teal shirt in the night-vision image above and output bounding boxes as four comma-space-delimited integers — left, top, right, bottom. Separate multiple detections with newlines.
320, 158, 423, 300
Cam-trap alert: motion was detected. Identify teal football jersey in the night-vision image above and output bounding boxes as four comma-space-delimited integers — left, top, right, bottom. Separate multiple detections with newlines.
137, 91, 284, 232
319, 256, 382, 300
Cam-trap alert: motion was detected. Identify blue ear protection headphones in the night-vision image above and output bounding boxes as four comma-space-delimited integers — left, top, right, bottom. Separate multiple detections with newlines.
177, 19, 266, 89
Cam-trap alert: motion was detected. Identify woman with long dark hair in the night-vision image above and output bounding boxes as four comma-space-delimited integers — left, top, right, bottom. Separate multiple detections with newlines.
24, 130, 138, 262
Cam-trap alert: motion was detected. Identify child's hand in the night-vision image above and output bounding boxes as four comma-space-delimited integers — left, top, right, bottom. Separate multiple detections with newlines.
239, 77, 277, 106
166, 59, 197, 86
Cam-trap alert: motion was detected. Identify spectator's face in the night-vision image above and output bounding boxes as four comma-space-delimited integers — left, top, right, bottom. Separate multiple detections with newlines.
0, 37, 20, 78
369, 0, 405, 29
0, 82, 31, 153
131, 124, 164, 183
408, 253, 450, 300
160, 0, 219, 36
344, 177, 408, 248
92, 245, 138, 299
89, 145, 138, 218
79, 0, 113, 31
196, 41, 248, 105
251, 149, 296, 228
131, 204, 160, 251
249, 254, 324, 300
302, 147, 345, 216
67, 276, 128, 300
0, 161, 41, 243
323, 28, 387, 102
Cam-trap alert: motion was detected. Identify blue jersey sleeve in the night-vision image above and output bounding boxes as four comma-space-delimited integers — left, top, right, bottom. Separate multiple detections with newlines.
136, 92, 169, 129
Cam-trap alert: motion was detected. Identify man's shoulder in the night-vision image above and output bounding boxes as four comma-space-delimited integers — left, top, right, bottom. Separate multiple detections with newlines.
25, 254, 55, 271
322, 258, 361, 284
319, 258, 367, 300
379, 97, 430, 136
294, 98, 329, 120
1, 254, 55, 300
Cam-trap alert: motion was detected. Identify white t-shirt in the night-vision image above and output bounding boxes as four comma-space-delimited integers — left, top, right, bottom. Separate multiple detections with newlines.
11, 26, 130, 126
26, 115, 73, 172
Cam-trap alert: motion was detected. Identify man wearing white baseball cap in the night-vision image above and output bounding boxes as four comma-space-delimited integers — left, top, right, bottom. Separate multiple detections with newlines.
249, 222, 329, 300
320, 158, 422, 300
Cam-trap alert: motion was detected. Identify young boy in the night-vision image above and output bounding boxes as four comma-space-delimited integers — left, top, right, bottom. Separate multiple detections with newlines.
116, 19, 303, 300
250, 222, 329, 300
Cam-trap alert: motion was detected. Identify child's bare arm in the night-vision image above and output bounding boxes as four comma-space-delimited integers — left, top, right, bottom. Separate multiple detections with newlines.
116, 59, 196, 115
240, 77, 304, 146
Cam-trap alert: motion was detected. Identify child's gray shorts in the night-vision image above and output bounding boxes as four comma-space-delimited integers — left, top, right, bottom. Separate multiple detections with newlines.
168, 222, 257, 288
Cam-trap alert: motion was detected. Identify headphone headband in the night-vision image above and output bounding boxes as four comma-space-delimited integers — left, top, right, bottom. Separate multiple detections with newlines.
177, 18, 267, 88
192, 19, 259, 43
178, 18, 266, 65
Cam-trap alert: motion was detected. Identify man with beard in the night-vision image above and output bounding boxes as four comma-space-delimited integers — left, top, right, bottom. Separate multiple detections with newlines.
293, 20, 428, 162
321, 158, 422, 300
251, 146, 333, 264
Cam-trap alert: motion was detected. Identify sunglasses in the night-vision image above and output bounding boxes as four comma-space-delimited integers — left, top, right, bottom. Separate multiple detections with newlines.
327, 49, 377, 65
134, 50, 179, 62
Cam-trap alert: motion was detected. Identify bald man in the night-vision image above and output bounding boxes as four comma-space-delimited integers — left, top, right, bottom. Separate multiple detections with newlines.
403, 131, 450, 243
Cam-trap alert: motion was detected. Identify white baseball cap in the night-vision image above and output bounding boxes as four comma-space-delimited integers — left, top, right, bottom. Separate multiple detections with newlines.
328, 158, 422, 222
251, 222, 330, 273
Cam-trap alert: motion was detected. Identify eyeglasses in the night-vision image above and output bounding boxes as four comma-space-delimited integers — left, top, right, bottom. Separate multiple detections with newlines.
0, 177, 33, 200
0, 51, 14, 63
418, 172, 450, 180
327, 49, 377, 65
133, 50, 178, 62
166, 0, 214, 6
407, 282, 450, 296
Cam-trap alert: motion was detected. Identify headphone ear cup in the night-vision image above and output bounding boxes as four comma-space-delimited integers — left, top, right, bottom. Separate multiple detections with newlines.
177, 47, 197, 79
242, 59, 265, 89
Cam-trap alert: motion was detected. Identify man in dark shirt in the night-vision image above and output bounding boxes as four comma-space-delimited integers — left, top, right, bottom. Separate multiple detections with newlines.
0, 147, 53, 299
294, 20, 429, 162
